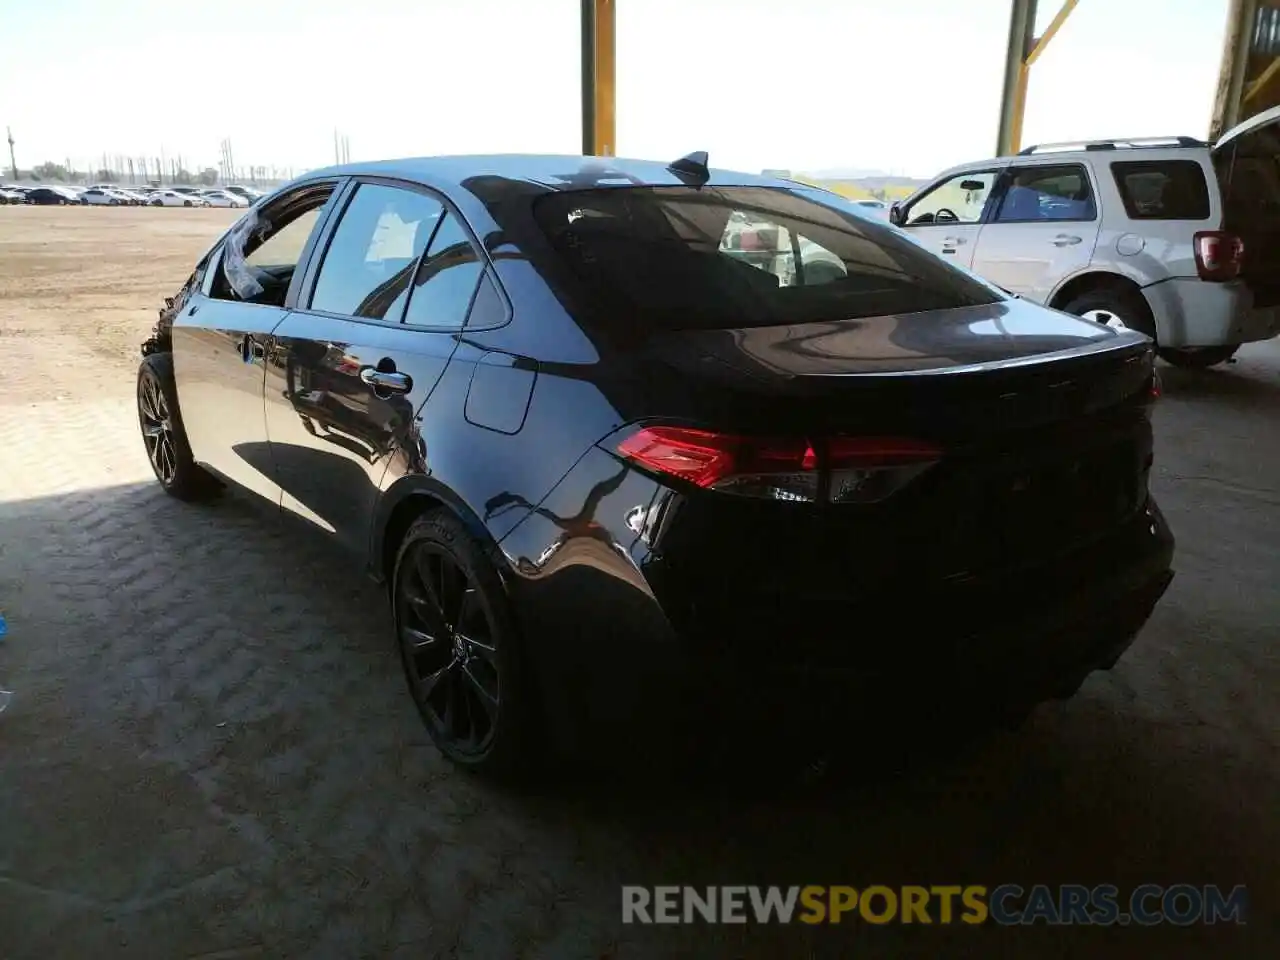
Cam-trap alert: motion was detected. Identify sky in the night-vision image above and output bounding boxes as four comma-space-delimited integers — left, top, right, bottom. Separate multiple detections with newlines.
0, 0, 1230, 179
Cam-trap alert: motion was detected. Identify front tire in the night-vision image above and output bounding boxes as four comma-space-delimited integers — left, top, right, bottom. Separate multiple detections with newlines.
392, 510, 536, 778
183, 199, 192, 207
137, 352, 218, 501
1158, 345, 1239, 369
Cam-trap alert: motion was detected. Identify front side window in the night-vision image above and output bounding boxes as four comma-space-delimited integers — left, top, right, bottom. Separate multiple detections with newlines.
209, 184, 335, 307
533, 185, 1003, 332
995, 164, 1096, 222
904, 171, 999, 225
309, 183, 445, 321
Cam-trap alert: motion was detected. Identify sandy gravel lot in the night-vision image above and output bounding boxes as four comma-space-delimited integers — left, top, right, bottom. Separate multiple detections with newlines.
0, 205, 1277, 959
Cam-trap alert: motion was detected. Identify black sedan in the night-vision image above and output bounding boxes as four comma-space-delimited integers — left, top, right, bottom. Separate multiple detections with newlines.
24, 186, 78, 205
137, 153, 1174, 777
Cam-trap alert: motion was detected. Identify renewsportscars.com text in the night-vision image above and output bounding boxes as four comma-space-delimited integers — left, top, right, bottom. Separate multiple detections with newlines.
622, 884, 1248, 926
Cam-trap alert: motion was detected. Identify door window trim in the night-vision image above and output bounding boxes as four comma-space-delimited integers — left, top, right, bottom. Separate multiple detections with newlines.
290, 175, 512, 334
901, 167, 1005, 227
202, 177, 348, 312
989, 162, 1098, 225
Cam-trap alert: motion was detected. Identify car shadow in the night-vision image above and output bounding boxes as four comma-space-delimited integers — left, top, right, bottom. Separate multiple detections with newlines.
0, 481, 1274, 958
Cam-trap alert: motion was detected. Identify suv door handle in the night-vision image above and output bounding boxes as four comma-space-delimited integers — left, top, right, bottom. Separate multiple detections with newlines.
360, 367, 412, 394
1052, 234, 1083, 246
943, 236, 967, 246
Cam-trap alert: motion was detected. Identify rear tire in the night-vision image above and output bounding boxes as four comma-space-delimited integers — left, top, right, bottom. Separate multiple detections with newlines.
392, 510, 537, 780
1158, 345, 1239, 369
137, 352, 219, 501
1061, 286, 1157, 340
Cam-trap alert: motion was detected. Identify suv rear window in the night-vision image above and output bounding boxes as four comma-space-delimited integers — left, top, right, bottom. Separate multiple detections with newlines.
532, 186, 1002, 332
1110, 160, 1210, 220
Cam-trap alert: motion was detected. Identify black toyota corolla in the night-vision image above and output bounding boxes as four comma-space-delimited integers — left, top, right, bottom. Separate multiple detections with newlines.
137, 153, 1174, 776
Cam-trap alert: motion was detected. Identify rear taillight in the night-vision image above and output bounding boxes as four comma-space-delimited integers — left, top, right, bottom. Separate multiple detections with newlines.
615, 426, 941, 503
1193, 231, 1244, 282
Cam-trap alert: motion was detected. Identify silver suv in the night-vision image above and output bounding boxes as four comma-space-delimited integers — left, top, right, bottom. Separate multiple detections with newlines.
891, 107, 1280, 369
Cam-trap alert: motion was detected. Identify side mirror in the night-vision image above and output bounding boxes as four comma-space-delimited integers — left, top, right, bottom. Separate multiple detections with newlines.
888, 202, 905, 226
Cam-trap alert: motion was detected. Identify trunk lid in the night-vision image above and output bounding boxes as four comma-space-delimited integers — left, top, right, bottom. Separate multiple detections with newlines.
633, 299, 1157, 610
637, 297, 1154, 441
1212, 106, 1280, 305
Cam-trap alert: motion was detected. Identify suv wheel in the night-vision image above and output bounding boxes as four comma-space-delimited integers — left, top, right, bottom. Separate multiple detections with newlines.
1158, 345, 1239, 369
1061, 286, 1157, 340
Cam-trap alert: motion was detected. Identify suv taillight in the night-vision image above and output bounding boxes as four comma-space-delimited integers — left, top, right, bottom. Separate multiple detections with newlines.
615, 426, 941, 504
1193, 231, 1244, 282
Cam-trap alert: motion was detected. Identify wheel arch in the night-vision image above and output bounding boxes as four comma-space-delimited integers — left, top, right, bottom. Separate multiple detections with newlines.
371, 475, 509, 591
1047, 269, 1146, 312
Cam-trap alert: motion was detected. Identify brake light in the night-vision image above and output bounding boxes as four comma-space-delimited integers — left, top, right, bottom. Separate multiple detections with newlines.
1193, 231, 1244, 282
615, 426, 941, 503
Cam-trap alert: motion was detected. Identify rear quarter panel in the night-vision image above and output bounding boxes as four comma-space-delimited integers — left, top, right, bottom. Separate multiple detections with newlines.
1089, 153, 1222, 285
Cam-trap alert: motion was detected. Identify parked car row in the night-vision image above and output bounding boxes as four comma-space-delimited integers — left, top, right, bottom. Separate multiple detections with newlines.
0, 182, 268, 208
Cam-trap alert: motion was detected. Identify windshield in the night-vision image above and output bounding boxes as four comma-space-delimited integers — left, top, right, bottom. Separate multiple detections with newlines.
533, 185, 1002, 332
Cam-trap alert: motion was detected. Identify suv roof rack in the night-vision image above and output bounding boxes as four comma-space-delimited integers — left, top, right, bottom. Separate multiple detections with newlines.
1017, 136, 1207, 155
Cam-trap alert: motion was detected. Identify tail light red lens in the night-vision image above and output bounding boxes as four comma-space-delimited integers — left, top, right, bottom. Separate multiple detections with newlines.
615, 426, 941, 503
1193, 231, 1244, 282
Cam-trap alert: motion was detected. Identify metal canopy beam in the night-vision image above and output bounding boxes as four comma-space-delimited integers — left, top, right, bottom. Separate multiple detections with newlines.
580, 0, 616, 156
995, 0, 1079, 156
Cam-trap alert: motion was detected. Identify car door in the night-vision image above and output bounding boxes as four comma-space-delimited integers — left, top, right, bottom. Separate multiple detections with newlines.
896, 168, 1002, 267
172, 181, 342, 503
264, 178, 485, 554
969, 162, 1102, 304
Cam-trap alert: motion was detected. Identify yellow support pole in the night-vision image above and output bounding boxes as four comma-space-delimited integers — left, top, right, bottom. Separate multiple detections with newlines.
581, 0, 616, 157
594, 0, 616, 156
1244, 56, 1280, 102
1025, 0, 1079, 66
996, 0, 1080, 156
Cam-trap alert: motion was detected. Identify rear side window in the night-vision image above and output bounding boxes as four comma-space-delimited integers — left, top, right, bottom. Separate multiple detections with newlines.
532, 185, 1001, 332
310, 183, 445, 321
1110, 160, 1210, 220
401, 212, 484, 329
994, 164, 1096, 222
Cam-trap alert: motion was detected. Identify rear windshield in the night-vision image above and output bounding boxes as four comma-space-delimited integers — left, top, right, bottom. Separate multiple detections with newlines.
1110, 160, 1210, 220
532, 185, 1002, 331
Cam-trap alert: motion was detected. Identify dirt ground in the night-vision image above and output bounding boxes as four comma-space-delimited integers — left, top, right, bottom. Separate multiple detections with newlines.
0, 206, 1277, 959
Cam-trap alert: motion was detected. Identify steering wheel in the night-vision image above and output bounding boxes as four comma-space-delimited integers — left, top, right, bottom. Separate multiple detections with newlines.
934, 208, 960, 223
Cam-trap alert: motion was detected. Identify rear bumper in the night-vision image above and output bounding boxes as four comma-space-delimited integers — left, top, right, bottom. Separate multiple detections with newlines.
514, 491, 1175, 760
1143, 278, 1280, 347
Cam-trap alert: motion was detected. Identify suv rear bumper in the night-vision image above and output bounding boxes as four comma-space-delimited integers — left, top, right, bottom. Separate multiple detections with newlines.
1144, 278, 1280, 347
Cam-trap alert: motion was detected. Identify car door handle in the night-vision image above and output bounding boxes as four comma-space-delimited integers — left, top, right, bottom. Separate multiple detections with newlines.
943, 236, 967, 246
240, 335, 265, 362
1052, 234, 1083, 246
360, 367, 412, 393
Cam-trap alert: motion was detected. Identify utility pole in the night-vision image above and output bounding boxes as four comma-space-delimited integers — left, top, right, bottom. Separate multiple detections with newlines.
6, 127, 17, 179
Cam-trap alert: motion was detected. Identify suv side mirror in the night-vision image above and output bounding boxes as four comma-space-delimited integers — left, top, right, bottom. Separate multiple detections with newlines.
888, 202, 905, 226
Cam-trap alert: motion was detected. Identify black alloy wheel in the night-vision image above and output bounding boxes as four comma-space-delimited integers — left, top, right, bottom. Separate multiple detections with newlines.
136, 352, 218, 501
138, 369, 178, 485
393, 512, 531, 775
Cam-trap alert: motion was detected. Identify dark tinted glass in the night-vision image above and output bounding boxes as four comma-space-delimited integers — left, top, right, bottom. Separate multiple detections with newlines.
310, 183, 444, 320
402, 212, 483, 329
466, 270, 507, 328
532, 185, 1002, 331
1110, 160, 1210, 220
995, 165, 1095, 222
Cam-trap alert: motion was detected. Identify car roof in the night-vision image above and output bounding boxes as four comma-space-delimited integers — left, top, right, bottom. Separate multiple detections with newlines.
297, 154, 795, 193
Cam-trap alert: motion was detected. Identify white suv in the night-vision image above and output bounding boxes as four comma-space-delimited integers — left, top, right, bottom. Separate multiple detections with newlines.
891, 107, 1280, 368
